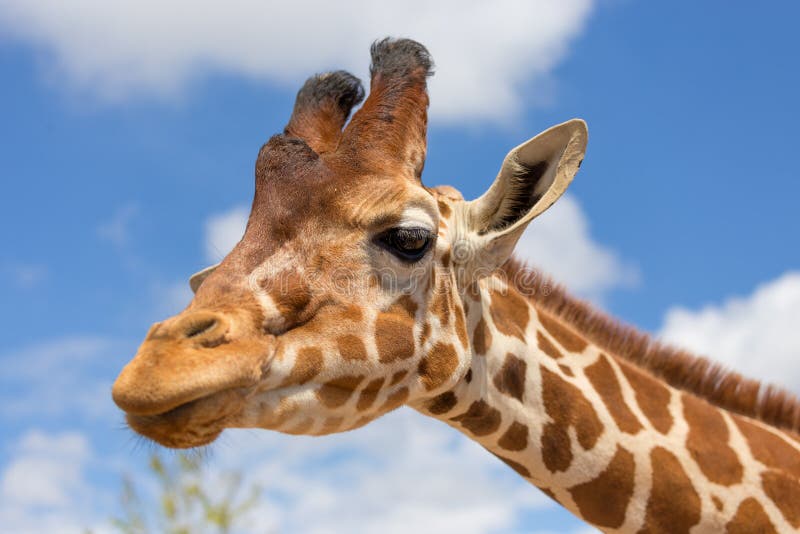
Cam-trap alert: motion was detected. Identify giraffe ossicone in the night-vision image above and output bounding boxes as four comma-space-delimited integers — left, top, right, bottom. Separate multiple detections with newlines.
112, 38, 800, 533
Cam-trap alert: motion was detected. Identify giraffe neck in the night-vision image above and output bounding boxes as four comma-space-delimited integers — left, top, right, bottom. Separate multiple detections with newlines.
412, 275, 800, 533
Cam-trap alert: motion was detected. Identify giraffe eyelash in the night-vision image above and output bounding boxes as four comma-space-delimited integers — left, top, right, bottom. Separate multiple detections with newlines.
374, 227, 435, 263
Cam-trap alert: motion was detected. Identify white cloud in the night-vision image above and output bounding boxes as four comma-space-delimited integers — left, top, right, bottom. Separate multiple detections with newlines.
514, 195, 640, 303
1, 430, 90, 508
659, 271, 800, 393
0, 0, 594, 122
0, 336, 124, 421
208, 409, 565, 534
0, 429, 109, 534
204, 205, 249, 263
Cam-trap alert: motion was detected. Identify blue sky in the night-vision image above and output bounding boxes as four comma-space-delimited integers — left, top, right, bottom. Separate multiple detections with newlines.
1, 1, 799, 532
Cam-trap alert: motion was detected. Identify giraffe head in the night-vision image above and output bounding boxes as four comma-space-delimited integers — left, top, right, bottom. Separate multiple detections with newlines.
112, 38, 587, 448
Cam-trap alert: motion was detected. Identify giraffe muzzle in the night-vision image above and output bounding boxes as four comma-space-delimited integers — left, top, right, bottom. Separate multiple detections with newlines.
112, 309, 274, 419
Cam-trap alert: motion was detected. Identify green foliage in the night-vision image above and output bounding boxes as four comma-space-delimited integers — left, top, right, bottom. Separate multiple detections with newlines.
110, 452, 262, 534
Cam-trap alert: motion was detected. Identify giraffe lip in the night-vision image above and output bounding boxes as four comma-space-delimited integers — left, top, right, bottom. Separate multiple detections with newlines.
125, 387, 246, 448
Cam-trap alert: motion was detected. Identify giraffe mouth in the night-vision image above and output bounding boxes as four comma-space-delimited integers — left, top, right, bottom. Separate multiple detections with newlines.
125, 386, 249, 449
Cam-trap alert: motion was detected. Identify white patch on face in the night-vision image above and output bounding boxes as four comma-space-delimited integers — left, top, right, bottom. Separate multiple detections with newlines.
397, 206, 436, 233
247, 247, 302, 334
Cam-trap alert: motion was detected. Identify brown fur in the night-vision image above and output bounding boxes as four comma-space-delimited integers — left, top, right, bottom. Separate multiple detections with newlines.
568, 445, 635, 529
450, 400, 502, 436
726, 498, 777, 534
645, 446, 701, 532
500, 258, 800, 436
585, 354, 643, 435
497, 421, 529, 451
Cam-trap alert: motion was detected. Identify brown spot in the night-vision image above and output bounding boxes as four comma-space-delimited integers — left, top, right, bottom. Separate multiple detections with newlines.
541, 422, 572, 472
451, 400, 502, 436
282, 346, 323, 386
558, 364, 574, 377
585, 355, 643, 435
268, 270, 311, 328
440, 249, 451, 267
712, 495, 724, 511
455, 305, 469, 348
418, 342, 458, 391
569, 446, 635, 529
762, 470, 800, 528
734, 417, 800, 479
537, 331, 563, 359
618, 362, 673, 435
472, 316, 492, 355
336, 334, 367, 361
390, 294, 418, 317
465, 368, 473, 383
538, 312, 587, 352
316, 375, 364, 408
379, 387, 409, 413
493, 353, 527, 402
489, 288, 530, 341
375, 312, 415, 363
493, 453, 531, 477
540, 365, 603, 471
427, 391, 458, 415
419, 322, 431, 346
390, 370, 408, 386
340, 304, 364, 322
437, 199, 452, 218
683, 394, 743, 486
726, 498, 776, 534
643, 446, 701, 533
356, 377, 385, 411
498, 422, 529, 451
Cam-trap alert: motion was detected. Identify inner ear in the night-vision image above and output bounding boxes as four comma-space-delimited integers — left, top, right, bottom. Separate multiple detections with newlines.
468, 119, 587, 237
483, 158, 554, 234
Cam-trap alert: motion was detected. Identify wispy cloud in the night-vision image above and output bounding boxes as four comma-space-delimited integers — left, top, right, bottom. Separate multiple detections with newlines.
0, 336, 126, 421
514, 195, 640, 304
659, 271, 800, 393
0, 0, 594, 123
97, 203, 139, 248
204, 205, 249, 264
1, 262, 48, 289
208, 410, 556, 533
0, 429, 105, 534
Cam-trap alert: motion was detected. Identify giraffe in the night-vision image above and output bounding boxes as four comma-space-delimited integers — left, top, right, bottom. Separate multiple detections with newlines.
112, 38, 800, 532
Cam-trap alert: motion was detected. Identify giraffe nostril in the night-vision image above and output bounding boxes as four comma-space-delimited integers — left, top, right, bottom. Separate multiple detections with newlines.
184, 317, 218, 339
171, 311, 229, 345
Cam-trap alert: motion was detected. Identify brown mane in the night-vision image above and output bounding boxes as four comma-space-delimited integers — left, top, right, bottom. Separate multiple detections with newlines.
500, 258, 800, 436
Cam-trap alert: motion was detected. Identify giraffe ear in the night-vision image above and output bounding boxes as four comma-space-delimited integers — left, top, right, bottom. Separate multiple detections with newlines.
189, 264, 219, 293
456, 119, 588, 281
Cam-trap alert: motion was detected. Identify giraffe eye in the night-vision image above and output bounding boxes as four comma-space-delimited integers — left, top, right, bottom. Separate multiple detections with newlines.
377, 227, 434, 262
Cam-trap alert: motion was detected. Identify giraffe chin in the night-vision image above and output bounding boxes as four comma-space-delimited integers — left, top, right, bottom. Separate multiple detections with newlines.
125, 387, 247, 449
